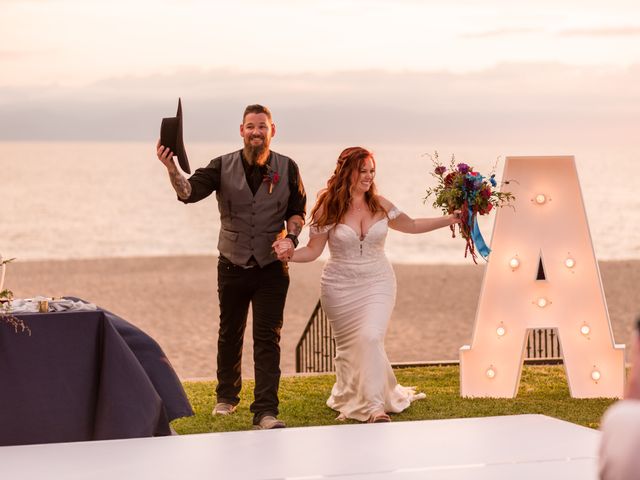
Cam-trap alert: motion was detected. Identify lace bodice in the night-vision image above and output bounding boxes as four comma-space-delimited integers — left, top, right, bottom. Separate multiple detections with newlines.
312, 206, 401, 281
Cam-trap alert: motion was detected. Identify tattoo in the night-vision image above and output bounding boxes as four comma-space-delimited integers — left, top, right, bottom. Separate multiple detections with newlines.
289, 218, 303, 237
169, 167, 192, 200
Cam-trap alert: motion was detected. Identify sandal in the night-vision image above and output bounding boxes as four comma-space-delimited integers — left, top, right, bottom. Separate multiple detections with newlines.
367, 411, 391, 423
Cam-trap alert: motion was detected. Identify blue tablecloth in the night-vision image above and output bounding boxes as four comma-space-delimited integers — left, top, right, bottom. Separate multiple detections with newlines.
0, 299, 193, 446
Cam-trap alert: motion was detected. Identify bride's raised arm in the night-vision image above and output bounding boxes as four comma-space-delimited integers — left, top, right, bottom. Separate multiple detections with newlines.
380, 196, 461, 234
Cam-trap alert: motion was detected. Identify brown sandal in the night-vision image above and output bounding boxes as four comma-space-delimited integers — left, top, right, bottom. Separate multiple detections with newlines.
367, 412, 391, 423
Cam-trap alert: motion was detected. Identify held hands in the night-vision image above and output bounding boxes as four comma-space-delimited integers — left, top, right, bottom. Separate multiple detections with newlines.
272, 238, 295, 262
156, 139, 176, 169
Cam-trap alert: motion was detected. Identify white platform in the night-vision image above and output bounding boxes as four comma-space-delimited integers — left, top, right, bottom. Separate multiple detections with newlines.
0, 414, 600, 480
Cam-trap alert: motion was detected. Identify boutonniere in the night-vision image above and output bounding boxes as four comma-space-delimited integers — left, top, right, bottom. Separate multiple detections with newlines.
262, 164, 281, 194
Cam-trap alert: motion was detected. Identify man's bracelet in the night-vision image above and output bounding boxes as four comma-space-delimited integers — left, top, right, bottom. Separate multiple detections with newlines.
285, 233, 299, 248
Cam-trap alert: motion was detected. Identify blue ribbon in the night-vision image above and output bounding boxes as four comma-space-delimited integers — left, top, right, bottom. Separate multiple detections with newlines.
462, 171, 491, 261
468, 206, 491, 260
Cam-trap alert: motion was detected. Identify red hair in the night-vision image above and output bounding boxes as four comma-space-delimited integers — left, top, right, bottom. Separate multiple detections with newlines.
311, 146, 385, 228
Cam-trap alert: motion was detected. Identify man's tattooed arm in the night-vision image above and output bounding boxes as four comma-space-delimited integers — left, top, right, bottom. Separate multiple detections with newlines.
272, 214, 305, 261
168, 163, 192, 200
287, 215, 304, 237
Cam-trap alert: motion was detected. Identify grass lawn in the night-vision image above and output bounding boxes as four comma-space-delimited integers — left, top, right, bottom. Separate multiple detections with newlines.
172, 365, 618, 434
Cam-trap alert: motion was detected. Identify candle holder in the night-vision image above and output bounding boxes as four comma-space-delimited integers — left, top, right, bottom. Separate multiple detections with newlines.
38, 300, 49, 313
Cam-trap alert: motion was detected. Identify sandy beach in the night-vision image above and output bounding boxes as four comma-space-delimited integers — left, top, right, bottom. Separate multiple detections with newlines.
5, 257, 640, 380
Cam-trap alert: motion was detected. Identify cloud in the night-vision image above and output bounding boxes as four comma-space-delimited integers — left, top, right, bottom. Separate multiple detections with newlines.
0, 48, 56, 60
0, 49, 34, 59
460, 28, 542, 39
0, 62, 638, 148
559, 26, 640, 36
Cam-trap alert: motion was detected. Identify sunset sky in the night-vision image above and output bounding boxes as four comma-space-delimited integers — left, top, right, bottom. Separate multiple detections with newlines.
1, 0, 639, 144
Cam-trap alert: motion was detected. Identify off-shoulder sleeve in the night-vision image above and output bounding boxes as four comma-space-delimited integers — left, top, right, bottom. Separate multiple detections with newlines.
309, 224, 334, 236
387, 205, 402, 220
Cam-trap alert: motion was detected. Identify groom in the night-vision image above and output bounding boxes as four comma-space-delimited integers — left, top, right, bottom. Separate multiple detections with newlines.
156, 104, 306, 429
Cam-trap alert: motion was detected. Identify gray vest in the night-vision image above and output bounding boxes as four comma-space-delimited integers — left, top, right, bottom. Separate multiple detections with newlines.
216, 150, 291, 267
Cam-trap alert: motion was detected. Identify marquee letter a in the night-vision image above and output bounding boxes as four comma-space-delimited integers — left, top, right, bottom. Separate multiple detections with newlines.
459, 156, 624, 398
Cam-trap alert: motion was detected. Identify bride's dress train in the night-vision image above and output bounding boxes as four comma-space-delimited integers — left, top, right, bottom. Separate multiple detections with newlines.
313, 206, 426, 422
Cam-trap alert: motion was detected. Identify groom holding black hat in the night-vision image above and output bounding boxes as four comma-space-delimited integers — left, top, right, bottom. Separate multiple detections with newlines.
156, 103, 306, 430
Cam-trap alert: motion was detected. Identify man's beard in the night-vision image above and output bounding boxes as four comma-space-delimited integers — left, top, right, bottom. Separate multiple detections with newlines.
244, 135, 270, 164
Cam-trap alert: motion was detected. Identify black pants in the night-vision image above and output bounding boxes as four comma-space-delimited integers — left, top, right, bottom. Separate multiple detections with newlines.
216, 258, 290, 423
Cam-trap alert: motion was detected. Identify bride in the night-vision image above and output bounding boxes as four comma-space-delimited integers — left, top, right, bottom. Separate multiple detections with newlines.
279, 146, 460, 422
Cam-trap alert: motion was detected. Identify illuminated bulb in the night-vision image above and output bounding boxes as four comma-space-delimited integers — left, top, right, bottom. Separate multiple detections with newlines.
509, 257, 520, 269
486, 367, 496, 379
496, 326, 506, 337
591, 369, 601, 382
535, 194, 547, 204
565, 257, 576, 268
580, 324, 590, 336
537, 297, 548, 308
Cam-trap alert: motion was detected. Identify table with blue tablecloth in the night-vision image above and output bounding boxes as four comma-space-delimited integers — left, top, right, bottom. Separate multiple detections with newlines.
0, 298, 193, 446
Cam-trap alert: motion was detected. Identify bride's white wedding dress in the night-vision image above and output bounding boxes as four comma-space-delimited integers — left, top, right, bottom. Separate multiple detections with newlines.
312, 206, 426, 422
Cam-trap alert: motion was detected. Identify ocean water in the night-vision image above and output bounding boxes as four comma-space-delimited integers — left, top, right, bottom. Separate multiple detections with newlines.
1, 141, 638, 263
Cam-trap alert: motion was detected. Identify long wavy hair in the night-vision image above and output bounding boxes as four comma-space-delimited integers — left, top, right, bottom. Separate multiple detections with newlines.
311, 146, 386, 228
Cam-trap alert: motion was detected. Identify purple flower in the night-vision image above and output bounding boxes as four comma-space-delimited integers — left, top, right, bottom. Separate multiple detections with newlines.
457, 163, 470, 174
490, 175, 497, 187
434, 166, 446, 175
464, 176, 475, 192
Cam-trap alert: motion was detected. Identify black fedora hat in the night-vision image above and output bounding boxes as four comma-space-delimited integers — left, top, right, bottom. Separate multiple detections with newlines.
160, 98, 191, 174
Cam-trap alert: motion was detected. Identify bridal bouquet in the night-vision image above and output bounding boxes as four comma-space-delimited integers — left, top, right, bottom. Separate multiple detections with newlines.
424, 153, 515, 263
